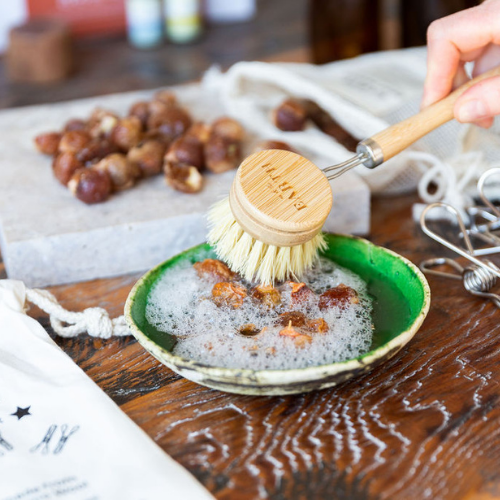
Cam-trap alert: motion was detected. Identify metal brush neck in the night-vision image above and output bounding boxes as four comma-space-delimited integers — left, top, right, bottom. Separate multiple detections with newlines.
322, 138, 384, 180
322, 152, 367, 180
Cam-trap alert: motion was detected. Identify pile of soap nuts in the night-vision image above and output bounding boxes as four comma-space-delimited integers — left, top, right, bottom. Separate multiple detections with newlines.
34, 90, 246, 204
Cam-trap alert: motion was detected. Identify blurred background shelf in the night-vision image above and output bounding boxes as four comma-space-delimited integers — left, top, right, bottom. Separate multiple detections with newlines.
0, 0, 309, 108
0, 0, 479, 109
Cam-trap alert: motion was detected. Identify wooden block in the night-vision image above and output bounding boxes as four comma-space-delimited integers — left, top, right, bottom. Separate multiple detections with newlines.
7, 19, 73, 83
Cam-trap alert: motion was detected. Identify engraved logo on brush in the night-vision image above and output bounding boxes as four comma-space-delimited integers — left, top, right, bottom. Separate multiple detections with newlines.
261, 163, 307, 211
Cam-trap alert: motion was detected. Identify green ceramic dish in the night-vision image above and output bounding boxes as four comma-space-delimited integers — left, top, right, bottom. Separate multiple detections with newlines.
125, 234, 430, 395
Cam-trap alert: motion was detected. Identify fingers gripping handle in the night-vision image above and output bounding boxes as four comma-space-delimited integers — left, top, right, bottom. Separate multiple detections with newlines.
358, 65, 500, 168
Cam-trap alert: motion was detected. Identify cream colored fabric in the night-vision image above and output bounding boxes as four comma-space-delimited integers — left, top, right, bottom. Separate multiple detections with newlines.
0, 279, 214, 500
203, 48, 500, 208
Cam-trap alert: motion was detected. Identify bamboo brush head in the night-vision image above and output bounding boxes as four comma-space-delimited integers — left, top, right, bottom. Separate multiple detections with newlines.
207, 149, 333, 284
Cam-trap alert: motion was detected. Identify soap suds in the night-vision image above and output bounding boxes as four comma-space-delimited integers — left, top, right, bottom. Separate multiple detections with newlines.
145, 257, 374, 370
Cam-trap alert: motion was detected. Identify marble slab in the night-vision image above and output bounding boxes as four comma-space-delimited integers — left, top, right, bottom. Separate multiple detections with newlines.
0, 84, 370, 287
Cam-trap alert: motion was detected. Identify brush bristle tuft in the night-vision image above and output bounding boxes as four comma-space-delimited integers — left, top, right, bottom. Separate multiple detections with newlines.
207, 197, 326, 284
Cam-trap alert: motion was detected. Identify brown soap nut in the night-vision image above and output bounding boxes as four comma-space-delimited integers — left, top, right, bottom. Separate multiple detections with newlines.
279, 321, 302, 338
212, 282, 247, 309
52, 152, 84, 186
153, 90, 177, 106
318, 284, 359, 311
128, 101, 150, 130
88, 108, 120, 139
94, 153, 141, 191
238, 324, 260, 337
272, 98, 308, 131
250, 285, 281, 309
253, 140, 297, 154
68, 168, 112, 204
285, 281, 316, 307
75, 139, 119, 165
246, 344, 259, 356
147, 99, 173, 120
193, 259, 237, 283
147, 106, 192, 143
205, 135, 241, 174
111, 116, 143, 152
211, 117, 244, 142
276, 311, 307, 328
142, 129, 173, 146
279, 320, 313, 348
185, 122, 212, 144
301, 99, 358, 152
306, 317, 329, 334
63, 119, 88, 133
58, 130, 92, 155
294, 334, 313, 348
156, 107, 192, 142
34, 132, 62, 155
127, 140, 167, 177
165, 135, 204, 172
165, 162, 203, 194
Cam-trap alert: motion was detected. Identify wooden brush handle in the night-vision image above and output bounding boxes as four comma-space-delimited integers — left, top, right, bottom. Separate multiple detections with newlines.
365, 65, 500, 164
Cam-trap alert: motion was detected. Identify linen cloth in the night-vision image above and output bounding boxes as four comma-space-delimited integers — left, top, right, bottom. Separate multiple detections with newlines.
0, 280, 214, 500
203, 47, 500, 214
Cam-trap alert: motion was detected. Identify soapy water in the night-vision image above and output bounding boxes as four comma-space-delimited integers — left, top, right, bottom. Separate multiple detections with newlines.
145, 258, 374, 370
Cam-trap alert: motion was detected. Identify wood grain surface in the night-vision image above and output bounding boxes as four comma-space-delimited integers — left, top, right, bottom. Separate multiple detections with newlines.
2, 193, 498, 500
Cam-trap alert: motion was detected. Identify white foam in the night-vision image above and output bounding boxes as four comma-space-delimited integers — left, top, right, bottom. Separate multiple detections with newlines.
145, 257, 374, 370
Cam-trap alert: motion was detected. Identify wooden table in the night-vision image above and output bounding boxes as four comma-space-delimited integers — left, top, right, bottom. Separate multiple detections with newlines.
2, 2, 500, 498
5, 194, 498, 500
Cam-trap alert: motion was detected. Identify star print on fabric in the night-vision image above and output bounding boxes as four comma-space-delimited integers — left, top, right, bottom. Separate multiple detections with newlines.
12, 406, 31, 420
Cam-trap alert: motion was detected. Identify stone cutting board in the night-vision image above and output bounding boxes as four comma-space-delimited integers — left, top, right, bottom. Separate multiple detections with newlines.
0, 83, 370, 287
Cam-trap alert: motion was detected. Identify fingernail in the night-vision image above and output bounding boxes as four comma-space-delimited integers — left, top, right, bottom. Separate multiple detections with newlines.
457, 99, 488, 122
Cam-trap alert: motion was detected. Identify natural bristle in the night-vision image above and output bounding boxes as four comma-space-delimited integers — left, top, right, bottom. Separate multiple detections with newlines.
207, 198, 327, 284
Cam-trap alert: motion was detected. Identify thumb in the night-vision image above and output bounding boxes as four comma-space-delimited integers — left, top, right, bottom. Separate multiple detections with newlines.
454, 75, 500, 124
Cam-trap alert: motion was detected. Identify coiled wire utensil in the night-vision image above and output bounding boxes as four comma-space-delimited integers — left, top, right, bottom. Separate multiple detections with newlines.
471, 167, 500, 249
420, 202, 500, 308
455, 169, 500, 254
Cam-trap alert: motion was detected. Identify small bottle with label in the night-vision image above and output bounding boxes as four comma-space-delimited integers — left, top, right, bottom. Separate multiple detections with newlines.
164, 0, 202, 44
125, 0, 164, 49
205, 0, 256, 24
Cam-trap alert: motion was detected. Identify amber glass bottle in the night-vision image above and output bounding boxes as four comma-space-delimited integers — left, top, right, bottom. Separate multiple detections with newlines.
309, 0, 380, 64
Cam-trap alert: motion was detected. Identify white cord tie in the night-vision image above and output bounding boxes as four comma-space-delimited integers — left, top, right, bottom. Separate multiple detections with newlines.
82, 308, 113, 339
408, 148, 499, 224
25, 288, 130, 338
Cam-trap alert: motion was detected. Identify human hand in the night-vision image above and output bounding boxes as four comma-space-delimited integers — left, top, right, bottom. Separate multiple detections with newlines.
422, 0, 500, 128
